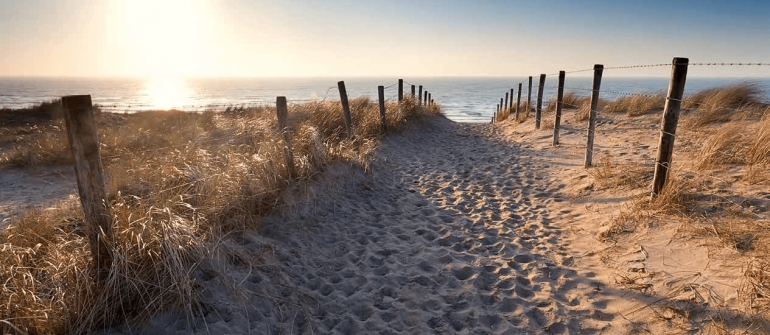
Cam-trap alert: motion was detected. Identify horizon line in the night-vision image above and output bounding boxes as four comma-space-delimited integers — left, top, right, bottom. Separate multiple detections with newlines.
2, 74, 770, 80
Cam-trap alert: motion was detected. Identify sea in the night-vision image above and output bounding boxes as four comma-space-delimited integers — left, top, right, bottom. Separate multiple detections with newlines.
1, 77, 768, 123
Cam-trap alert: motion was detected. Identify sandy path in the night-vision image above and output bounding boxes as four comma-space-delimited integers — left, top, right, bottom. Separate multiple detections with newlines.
0, 167, 76, 227
119, 116, 618, 334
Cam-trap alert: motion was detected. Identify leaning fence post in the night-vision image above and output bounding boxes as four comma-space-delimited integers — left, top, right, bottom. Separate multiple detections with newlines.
584, 64, 604, 167
276, 96, 295, 178
61, 95, 114, 275
337, 81, 353, 136
535, 74, 546, 129
418, 85, 423, 105
377, 86, 388, 134
652, 57, 689, 196
527, 76, 533, 115
428, 93, 432, 106
509, 89, 514, 110
516, 83, 522, 120
553, 71, 565, 145
411, 85, 416, 98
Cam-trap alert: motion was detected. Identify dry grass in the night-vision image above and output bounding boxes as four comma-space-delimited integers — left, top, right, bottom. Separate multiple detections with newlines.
540, 118, 554, 130
604, 92, 664, 117
695, 124, 746, 170
0, 96, 441, 334
587, 155, 653, 191
515, 102, 530, 123
743, 257, 770, 315
545, 92, 589, 114
747, 111, 770, 165
572, 100, 594, 123
693, 113, 770, 185
684, 82, 768, 127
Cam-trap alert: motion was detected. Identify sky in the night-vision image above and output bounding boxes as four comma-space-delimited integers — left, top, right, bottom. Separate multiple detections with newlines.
0, 0, 768, 78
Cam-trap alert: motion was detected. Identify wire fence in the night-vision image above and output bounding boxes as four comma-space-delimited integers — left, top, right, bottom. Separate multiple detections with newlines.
491, 58, 770, 222
82, 80, 422, 114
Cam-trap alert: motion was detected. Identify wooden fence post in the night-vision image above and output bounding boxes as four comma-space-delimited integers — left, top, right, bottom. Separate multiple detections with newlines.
398, 79, 404, 102
516, 83, 522, 120
424, 91, 428, 106
337, 81, 353, 136
418, 85, 423, 105
535, 73, 546, 129
378, 86, 388, 134
527, 76, 533, 115
428, 93, 432, 106
553, 71, 565, 145
504, 92, 509, 115
276, 96, 295, 178
584, 64, 604, 167
652, 57, 689, 196
499, 98, 504, 118
509, 88, 514, 110
411, 85, 415, 98
61, 95, 114, 275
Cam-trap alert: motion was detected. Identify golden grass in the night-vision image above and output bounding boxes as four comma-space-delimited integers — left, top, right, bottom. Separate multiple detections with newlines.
540, 118, 554, 130
515, 102, 530, 123
569, 94, 594, 123
0, 96, 441, 334
588, 155, 653, 191
695, 124, 746, 170
604, 92, 664, 117
747, 110, 770, 165
684, 82, 768, 127
693, 113, 770, 184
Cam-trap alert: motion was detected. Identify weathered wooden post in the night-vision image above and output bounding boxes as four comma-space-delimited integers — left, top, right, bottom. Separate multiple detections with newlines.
61, 95, 114, 275
337, 81, 353, 136
527, 76, 533, 115
378, 86, 388, 134
276, 96, 295, 178
499, 98, 504, 118
424, 91, 428, 106
584, 65, 604, 167
535, 74, 546, 129
418, 85, 423, 105
504, 92, 509, 115
509, 88, 514, 110
516, 83, 522, 120
652, 57, 689, 196
553, 71, 565, 145
411, 85, 416, 98
398, 79, 404, 102
428, 93, 432, 106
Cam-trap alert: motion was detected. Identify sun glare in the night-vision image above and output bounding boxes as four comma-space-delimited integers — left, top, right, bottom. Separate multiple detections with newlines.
142, 76, 194, 110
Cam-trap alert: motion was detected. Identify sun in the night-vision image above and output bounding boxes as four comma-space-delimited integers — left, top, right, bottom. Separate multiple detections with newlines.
119, 0, 209, 78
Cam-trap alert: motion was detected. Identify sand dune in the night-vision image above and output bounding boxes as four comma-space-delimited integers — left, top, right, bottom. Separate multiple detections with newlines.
99, 117, 623, 334
6, 112, 763, 333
